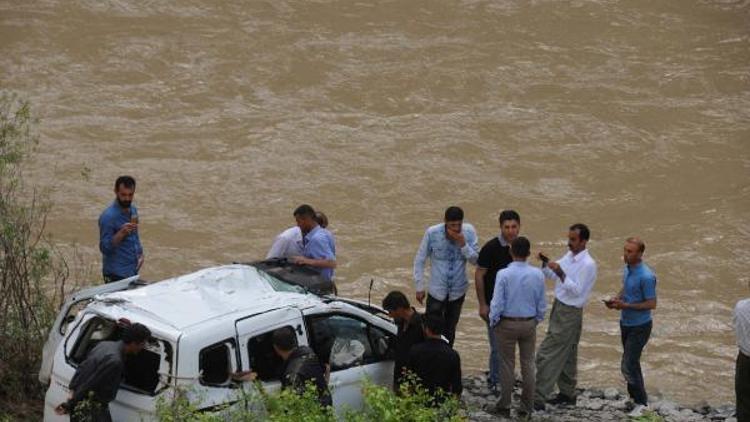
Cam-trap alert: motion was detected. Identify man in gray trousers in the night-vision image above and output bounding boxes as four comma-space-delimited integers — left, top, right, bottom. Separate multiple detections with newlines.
534, 223, 598, 410
489, 236, 547, 418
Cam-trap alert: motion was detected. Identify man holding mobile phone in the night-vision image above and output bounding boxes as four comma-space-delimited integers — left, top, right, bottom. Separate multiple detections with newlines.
534, 223, 597, 410
98, 176, 144, 283
605, 237, 657, 417
413, 206, 479, 346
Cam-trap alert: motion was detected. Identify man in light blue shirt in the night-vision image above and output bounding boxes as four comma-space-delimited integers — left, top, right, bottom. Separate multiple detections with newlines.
489, 236, 546, 418
290, 205, 336, 281
413, 206, 479, 346
98, 176, 144, 282
605, 237, 657, 415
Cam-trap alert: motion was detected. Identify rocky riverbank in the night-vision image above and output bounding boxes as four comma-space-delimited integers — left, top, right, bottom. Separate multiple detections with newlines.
461, 374, 737, 421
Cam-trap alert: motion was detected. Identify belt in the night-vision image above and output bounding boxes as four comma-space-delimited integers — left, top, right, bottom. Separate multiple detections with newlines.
503, 316, 535, 321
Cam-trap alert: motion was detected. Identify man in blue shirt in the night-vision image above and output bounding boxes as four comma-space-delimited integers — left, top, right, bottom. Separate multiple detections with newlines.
489, 236, 546, 418
291, 205, 336, 281
413, 206, 479, 346
605, 237, 657, 415
98, 176, 144, 283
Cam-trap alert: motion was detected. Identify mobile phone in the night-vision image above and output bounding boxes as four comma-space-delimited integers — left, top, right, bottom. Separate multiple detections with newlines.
538, 253, 549, 264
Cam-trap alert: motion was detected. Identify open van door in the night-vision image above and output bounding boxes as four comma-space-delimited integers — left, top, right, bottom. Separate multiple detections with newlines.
38, 275, 146, 384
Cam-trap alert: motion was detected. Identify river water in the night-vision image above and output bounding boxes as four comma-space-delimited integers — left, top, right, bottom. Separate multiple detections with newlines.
1, 0, 748, 405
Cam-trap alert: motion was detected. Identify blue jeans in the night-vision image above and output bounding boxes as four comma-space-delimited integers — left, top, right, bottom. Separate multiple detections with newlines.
620, 320, 652, 405
487, 321, 500, 387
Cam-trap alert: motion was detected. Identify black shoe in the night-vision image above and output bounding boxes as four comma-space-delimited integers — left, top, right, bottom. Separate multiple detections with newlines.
492, 408, 511, 418
533, 401, 546, 411
547, 393, 576, 407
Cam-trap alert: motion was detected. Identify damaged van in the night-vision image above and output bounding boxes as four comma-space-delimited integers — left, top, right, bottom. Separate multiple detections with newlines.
40, 261, 396, 421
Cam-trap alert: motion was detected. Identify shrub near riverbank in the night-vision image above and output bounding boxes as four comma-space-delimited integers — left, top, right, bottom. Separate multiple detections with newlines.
0, 94, 74, 420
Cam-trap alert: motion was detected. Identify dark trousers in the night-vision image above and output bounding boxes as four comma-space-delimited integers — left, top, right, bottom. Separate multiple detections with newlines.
738, 351, 750, 422
426, 294, 465, 346
620, 320, 652, 405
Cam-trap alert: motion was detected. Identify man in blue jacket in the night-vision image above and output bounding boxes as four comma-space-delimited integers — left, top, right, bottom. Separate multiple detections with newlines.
98, 176, 143, 283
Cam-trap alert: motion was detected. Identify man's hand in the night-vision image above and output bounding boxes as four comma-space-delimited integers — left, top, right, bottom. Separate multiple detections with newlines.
54, 404, 68, 415
291, 256, 310, 266
118, 222, 137, 236
416, 290, 425, 305
611, 298, 627, 310
478, 304, 490, 322
445, 228, 466, 247
231, 370, 258, 382
548, 261, 565, 280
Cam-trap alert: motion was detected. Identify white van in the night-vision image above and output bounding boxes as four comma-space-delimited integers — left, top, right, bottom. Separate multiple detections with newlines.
40, 262, 396, 421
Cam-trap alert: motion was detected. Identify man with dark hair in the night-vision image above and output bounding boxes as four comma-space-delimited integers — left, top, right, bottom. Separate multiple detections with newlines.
534, 223, 598, 410
272, 326, 332, 406
55, 323, 152, 421
489, 236, 546, 418
413, 206, 479, 346
267, 209, 330, 259
407, 315, 463, 403
605, 237, 657, 417
290, 205, 336, 281
382, 290, 425, 390
99, 176, 144, 283
474, 209, 521, 391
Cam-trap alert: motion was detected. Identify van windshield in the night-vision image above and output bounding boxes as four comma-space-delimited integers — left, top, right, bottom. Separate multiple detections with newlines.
68, 316, 173, 395
257, 270, 308, 294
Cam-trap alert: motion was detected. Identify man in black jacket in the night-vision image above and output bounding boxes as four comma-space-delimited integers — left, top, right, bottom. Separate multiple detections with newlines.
273, 326, 333, 407
382, 290, 425, 391
407, 315, 462, 404
56, 323, 151, 422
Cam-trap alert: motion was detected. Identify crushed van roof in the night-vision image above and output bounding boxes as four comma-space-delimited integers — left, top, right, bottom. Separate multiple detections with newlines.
100, 264, 318, 330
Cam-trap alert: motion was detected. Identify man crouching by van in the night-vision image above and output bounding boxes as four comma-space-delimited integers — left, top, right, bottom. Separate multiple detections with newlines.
273, 327, 333, 407
55, 323, 151, 421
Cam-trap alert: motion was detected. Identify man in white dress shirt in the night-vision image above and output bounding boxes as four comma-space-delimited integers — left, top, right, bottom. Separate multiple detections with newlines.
533, 223, 598, 410
267, 211, 329, 259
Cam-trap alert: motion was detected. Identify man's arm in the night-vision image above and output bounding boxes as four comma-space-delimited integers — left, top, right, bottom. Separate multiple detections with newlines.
451, 353, 463, 396
460, 227, 479, 265
488, 272, 506, 326
474, 267, 489, 322
294, 235, 336, 269
535, 272, 547, 322
556, 262, 597, 298
413, 230, 430, 304
99, 214, 134, 255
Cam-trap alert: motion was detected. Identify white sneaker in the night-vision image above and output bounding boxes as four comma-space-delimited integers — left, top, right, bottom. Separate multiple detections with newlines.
627, 404, 649, 417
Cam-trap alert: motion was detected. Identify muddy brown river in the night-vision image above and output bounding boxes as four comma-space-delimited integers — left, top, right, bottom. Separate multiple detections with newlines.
1, 0, 748, 405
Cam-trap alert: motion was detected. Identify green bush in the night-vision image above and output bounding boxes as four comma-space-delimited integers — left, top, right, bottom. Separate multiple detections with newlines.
154, 377, 464, 422
0, 93, 70, 415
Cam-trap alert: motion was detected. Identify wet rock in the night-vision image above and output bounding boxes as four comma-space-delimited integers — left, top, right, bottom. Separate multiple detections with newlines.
585, 388, 604, 399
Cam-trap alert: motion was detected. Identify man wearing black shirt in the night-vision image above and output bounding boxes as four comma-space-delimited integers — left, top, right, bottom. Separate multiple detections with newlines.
474, 210, 521, 391
273, 326, 332, 407
408, 315, 462, 404
383, 290, 425, 390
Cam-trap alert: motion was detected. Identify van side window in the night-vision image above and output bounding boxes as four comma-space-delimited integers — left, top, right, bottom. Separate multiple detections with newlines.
199, 340, 235, 386
247, 326, 297, 382
67, 316, 173, 395
306, 315, 374, 371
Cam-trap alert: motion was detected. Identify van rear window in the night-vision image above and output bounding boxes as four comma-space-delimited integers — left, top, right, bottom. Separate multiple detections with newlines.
67, 316, 172, 395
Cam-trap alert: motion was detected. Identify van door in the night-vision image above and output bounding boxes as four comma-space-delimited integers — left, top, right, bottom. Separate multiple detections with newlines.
39, 275, 145, 384
234, 307, 308, 391
303, 311, 395, 412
